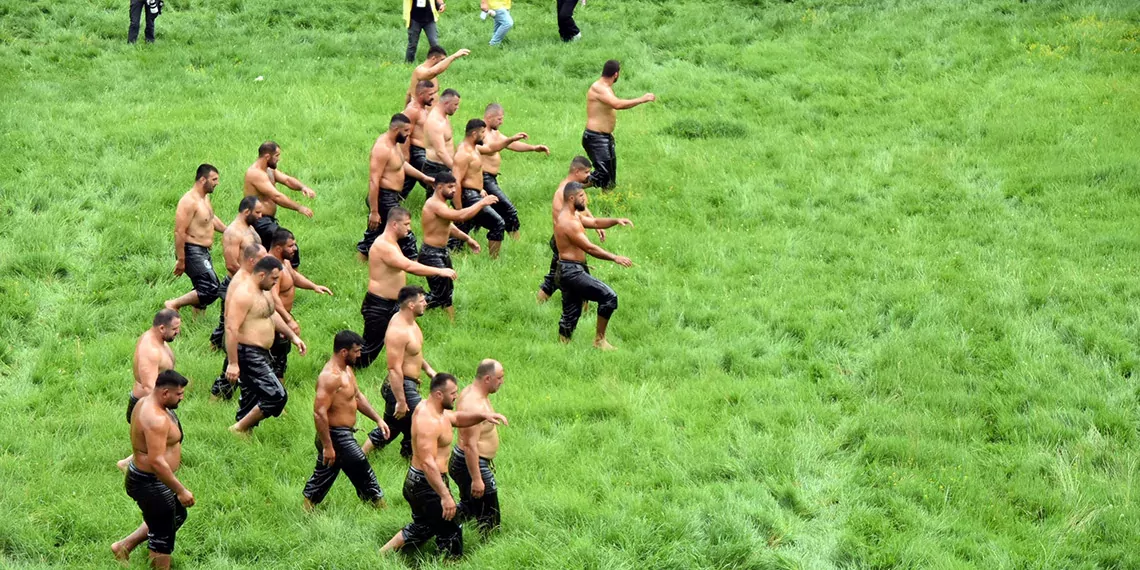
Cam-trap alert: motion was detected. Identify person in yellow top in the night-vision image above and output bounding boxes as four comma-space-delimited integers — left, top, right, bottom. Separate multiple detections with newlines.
480, 0, 513, 47
404, 0, 445, 63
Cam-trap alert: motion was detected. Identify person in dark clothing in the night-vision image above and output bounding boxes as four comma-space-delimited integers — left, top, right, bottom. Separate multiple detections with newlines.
128, 0, 160, 44
556, 0, 583, 42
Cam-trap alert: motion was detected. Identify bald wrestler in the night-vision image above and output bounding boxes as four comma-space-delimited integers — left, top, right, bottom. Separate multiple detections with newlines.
380, 372, 506, 560
479, 103, 550, 240
450, 359, 506, 533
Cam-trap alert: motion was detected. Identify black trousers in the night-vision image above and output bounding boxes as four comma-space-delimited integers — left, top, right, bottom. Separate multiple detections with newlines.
271, 333, 291, 381
400, 467, 462, 558
406, 19, 440, 63
420, 159, 449, 199
183, 244, 221, 309
368, 378, 422, 458
127, 0, 157, 43
483, 173, 520, 233
253, 215, 301, 268
556, 0, 580, 41
126, 393, 141, 424
357, 189, 418, 259
539, 235, 559, 296
358, 293, 398, 369
303, 427, 384, 505
235, 344, 288, 423
448, 447, 501, 532
402, 145, 431, 199
452, 188, 505, 250
208, 276, 231, 350
419, 245, 454, 309
555, 260, 618, 338
125, 463, 186, 555
582, 130, 616, 189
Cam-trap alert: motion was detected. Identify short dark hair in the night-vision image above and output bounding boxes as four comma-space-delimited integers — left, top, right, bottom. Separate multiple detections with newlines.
484, 103, 503, 115
416, 80, 436, 93
253, 256, 284, 274
242, 242, 265, 261
334, 330, 365, 353
427, 46, 448, 59
398, 285, 426, 307
258, 141, 279, 157
570, 156, 592, 172
386, 206, 410, 226
196, 164, 218, 181
238, 195, 260, 213
154, 370, 189, 390
432, 172, 456, 186
440, 88, 460, 100
563, 182, 585, 201
602, 60, 621, 78
391, 113, 411, 128
465, 118, 486, 136
430, 372, 457, 393
271, 228, 294, 249
153, 308, 180, 328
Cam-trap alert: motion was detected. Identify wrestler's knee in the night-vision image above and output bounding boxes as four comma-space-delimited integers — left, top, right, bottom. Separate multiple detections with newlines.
260, 391, 288, 417
598, 290, 618, 318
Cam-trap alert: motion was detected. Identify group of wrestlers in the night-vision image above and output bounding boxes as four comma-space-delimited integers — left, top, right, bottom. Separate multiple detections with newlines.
113, 50, 655, 568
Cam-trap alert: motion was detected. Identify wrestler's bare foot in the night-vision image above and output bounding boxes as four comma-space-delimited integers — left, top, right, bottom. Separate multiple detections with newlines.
362, 440, 375, 455
357, 252, 368, 263
163, 299, 178, 311
117, 457, 131, 473
444, 306, 456, 323
594, 338, 616, 351
110, 541, 131, 565
559, 335, 571, 344
228, 424, 252, 438
368, 497, 388, 509
302, 497, 316, 512
536, 290, 550, 304
508, 231, 520, 241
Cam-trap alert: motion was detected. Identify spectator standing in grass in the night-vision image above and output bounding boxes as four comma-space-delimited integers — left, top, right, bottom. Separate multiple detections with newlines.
481, 0, 514, 47
127, 0, 162, 44
556, 0, 584, 42
405, 0, 446, 63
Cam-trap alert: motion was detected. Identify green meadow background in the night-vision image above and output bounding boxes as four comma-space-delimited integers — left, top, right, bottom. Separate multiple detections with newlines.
1, 0, 1139, 567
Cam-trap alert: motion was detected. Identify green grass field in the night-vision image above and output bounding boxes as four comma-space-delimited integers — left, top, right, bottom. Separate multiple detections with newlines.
2, 0, 1140, 567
